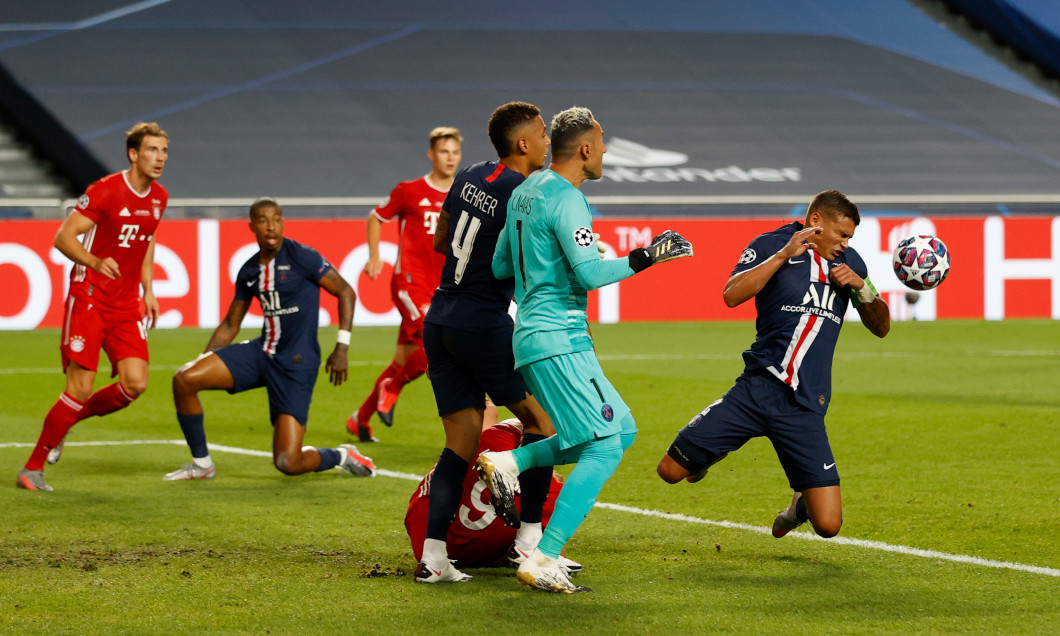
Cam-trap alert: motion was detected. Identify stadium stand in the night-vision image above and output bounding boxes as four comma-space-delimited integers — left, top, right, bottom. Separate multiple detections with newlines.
941, 0, 1060, 78
1, 1, 1059, 208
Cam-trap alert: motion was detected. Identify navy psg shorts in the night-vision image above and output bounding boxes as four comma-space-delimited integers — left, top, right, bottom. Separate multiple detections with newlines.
423, 322, 528, 416
668, 369, 840, 491
214, 340, 317, 426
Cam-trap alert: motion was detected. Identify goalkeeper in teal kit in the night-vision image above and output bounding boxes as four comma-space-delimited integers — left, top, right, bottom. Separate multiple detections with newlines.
478, 106, 693, 594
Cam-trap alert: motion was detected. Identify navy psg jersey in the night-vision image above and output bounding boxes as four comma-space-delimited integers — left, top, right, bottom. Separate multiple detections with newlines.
732, 221, 868, 414
233, 238, 331, 369
426, 161, 525, 329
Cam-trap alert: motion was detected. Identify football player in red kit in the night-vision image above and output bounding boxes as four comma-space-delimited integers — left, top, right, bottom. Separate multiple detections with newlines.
346, 127, 462, 441
17, 122, 169, 491
406, 403, 579, 573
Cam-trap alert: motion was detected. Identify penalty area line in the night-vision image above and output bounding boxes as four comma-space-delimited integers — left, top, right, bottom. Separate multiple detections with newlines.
3, 439, 1056, 578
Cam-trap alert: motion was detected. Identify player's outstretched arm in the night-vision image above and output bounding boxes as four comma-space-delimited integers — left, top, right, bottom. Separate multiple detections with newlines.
572, 256, 639, 291
319, 268, 356, 386
724, 226, 820, 307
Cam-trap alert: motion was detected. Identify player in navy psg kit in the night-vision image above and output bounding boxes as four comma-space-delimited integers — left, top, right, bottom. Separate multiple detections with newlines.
414, 102, 557, 583
657, 190, 890, 539
165, 198, 376, 481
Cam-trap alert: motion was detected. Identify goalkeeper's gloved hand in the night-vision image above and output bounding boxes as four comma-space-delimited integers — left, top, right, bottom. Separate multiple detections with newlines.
628, 230, 693, 273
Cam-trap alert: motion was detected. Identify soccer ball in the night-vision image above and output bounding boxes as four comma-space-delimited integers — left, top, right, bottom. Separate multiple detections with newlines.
892, 235, 951, 290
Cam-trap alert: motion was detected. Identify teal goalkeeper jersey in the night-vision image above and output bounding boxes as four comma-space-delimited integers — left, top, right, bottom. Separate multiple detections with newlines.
493, 169, 633, 368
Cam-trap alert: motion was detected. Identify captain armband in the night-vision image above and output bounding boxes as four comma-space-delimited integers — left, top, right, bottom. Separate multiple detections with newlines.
850, 276, 879, 308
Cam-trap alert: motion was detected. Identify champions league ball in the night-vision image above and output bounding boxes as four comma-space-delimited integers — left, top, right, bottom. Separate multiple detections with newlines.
892, 235, 951, 290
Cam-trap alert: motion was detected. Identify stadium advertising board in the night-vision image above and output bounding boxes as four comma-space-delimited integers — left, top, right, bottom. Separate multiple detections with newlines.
1, 216, 1057, 329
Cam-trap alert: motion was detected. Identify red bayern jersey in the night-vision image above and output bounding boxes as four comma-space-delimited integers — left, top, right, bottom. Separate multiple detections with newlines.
69, 171, 168, 311
373, 176, 448, 294
405, 419, 561, 568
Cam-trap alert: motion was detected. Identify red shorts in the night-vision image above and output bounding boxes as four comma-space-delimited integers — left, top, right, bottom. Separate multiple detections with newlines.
60, 295, 148, 377
392, 284, 432, 346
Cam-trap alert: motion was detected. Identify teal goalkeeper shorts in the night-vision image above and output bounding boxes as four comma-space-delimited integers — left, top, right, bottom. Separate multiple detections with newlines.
519, 350, 635, 449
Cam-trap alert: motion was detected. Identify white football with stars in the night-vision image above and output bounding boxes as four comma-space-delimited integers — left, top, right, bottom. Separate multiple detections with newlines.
892, 235, 951, 290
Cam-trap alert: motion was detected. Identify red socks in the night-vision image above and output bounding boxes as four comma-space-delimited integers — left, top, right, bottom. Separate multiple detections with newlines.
390, 347, 428, 393
24, 383, 137, 471
85, 382, 136, 418
357, 362, 400, 422
25, 393, 85, 471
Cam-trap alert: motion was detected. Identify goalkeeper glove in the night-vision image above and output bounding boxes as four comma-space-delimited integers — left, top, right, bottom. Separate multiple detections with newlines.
628, 230, 693, 273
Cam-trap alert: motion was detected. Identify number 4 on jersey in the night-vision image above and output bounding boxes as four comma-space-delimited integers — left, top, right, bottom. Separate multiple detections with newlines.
450, 210, 482, 284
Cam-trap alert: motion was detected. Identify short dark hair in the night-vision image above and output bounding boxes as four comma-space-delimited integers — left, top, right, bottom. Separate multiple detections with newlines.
549, 106, 596, 160
249, 196, 281, 218
808, 189, 860, 226
125, 121, 167, 153
487, 102, 541, 157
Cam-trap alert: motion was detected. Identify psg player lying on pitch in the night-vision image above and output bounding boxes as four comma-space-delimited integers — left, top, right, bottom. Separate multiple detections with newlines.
164, 198, 376, 481
657, 189, 890, 540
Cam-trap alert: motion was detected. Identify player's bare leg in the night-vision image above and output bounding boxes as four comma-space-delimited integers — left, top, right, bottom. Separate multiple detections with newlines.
172, 353, 234, 414
773, 486, 842, 538
63, 360, 97, 402
272, 414, 372, 476
113, 357, 149, 399
442, 407, 485, 463
165, 353, 234, 481
506, 394, 554, 438
273, 414, 320, 474
655, 453, 691, 484
802, 485, 842, 537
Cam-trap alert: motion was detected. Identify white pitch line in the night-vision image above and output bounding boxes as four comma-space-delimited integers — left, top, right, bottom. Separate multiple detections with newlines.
3, 439, 1057, 578
595, 503, 1060, 578
0, 440, 424, 481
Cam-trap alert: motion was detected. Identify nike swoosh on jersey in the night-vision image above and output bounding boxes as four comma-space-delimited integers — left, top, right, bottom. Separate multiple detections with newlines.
823, 462, 836, 470
788, 258, 805, 265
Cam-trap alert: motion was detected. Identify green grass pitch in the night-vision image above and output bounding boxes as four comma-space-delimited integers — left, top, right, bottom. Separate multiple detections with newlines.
2, 320, 1057, 634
